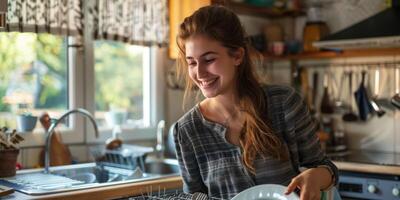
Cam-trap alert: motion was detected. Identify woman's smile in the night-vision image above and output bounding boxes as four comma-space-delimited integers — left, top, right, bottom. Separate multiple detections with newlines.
185, 35, 240, 98
198, 77, 219, 89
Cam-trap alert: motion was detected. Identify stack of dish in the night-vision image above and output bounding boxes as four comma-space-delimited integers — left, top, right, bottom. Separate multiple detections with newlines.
231, 184, 299, 200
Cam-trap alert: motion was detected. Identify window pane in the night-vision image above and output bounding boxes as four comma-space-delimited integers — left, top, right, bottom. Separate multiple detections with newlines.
0, 33, 68, 130
94, 40, 146, 128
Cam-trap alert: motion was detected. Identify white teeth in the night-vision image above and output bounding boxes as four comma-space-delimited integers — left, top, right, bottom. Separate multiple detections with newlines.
200, 78, 217, 87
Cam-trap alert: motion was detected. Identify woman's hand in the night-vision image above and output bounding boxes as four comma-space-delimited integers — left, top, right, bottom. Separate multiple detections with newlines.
285, 167, 332, 200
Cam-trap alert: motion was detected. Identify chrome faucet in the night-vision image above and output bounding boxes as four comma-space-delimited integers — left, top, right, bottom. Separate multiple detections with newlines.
44, 108, 99, 174
155, 120, 165, 159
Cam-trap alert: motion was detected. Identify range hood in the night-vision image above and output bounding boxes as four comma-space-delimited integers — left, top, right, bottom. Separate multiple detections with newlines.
314, 6, 400, 50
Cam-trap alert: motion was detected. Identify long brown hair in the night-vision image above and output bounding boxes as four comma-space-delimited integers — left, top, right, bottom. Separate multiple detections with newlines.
176, 5, 288, 173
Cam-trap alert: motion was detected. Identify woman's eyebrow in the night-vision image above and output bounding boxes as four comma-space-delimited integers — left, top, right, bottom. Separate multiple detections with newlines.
186, 51, 217, 60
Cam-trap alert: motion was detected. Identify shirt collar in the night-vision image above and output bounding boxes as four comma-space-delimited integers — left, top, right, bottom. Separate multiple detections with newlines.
194, 103, 227, 138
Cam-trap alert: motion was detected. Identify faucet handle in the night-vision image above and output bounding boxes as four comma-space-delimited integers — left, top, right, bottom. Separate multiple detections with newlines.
157, 120, 165, 131
156, 120, 165, 153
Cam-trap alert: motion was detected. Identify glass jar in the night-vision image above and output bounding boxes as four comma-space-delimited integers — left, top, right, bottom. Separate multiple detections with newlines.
303, 4, 330, 52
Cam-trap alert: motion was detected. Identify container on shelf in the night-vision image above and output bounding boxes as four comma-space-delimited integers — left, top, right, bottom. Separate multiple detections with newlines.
16, 114, 37, 132
246, 0, 275, 7
0, 149, 19, 177
302, 3, 329, 52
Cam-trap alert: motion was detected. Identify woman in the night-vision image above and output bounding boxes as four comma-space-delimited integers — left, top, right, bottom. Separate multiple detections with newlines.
173, 5, 338, 200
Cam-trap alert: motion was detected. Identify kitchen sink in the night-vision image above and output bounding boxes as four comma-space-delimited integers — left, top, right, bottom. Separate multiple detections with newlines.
143, 158, 180, 175
0, 158, 180, 195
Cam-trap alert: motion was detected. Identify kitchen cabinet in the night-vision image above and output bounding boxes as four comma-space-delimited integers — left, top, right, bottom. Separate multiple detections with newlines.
212, 2, 400, 63
169, 0, 211, 59
168, 0, 400, 61
168, 0, 305, 59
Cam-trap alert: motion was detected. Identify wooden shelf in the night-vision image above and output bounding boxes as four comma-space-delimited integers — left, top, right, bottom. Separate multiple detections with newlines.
263, 48, 400, 61
208, 1, 400, 61
212, 0, 305, 18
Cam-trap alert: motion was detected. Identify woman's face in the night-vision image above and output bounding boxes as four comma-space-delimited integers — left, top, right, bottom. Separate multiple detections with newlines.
185, 35, 243, 98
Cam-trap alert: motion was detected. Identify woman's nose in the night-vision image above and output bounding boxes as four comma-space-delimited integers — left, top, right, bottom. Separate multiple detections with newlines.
196, 65, 208, 79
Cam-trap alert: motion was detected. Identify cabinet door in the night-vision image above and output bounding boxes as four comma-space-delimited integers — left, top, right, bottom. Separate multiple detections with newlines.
169, 0, 211, 59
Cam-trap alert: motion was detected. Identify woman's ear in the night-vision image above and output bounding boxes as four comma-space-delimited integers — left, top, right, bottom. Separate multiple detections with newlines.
233, 47, 245, 66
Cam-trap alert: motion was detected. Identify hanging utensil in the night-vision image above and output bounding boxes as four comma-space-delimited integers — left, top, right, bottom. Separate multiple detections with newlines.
300, 67, 312, 109
342, 71, 358, 122
354, 70, 373, 121
392, 67, 400, 109
369, 68, 386, 117
332, 72, 343, 107
310, 71, 319, 115
333, 72, 349, 113
320, 72, 334, 114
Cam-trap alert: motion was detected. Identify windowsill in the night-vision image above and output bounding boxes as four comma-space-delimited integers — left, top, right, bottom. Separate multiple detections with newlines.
87, 125, 158, 143
18, 127, 81, 148
18, 125, 157, 148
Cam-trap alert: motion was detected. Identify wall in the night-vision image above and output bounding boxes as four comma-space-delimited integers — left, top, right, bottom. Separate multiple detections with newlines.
16, 1, 394, 169
164, 0, 400, 154
296, 57, 400, 153
316, 0, 386, 33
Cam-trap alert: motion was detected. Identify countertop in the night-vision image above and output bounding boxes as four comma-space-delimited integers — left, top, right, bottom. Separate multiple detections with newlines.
2, 162, 400, 199
1, 176, 183, 200
333, 161, 400, 176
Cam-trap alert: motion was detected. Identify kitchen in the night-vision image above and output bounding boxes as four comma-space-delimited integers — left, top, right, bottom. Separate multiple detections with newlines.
0, 0, 399, 199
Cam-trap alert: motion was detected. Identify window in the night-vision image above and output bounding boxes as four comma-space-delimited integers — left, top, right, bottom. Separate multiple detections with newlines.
93, 40, 150, 129
0, 32, 160, 146
0, 32, 68, 131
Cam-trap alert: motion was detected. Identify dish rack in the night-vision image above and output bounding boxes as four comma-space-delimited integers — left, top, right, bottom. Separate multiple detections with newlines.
126, 192, 216, 200
91, 144, 153, 170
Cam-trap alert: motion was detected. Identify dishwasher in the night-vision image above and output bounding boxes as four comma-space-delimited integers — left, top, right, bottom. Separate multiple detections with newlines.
339, 171, 400, 200
331, 150, 400, 200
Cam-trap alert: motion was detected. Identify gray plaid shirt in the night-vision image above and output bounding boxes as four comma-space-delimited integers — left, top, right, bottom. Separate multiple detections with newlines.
173, 85, 338, 199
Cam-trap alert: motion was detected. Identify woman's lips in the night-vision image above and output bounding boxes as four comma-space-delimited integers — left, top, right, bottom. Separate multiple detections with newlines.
199, 78, 218, 89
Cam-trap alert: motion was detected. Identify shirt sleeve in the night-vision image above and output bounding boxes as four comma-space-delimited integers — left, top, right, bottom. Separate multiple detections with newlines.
173, 122, 208, 194
284, 88, 339, 186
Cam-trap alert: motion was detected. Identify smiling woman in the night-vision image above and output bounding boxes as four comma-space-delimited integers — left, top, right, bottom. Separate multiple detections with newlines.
185, 35, 242, 99
172, 5, 338, 200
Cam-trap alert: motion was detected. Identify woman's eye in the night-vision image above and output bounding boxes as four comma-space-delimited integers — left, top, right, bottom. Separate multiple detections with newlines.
188, 62, 197, 67
205, 58, 215, 63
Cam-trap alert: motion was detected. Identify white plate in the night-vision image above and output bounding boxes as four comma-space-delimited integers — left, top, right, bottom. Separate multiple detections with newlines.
231, 184, 300, 200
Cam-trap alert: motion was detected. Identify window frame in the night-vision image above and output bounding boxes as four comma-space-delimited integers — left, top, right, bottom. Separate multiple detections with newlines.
16, 35, 164, 147
18, 36, 85, 147
85, 43, 162, 143
3, 0, 166, 150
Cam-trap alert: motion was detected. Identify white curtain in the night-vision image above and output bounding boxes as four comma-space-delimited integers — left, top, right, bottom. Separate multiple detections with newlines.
3, 0, 83, 36
1, 0, 169, 46
88, 0, 169, 46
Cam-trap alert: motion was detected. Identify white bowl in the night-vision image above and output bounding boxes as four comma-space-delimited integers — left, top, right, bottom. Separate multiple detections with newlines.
231, 184, 300, 200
